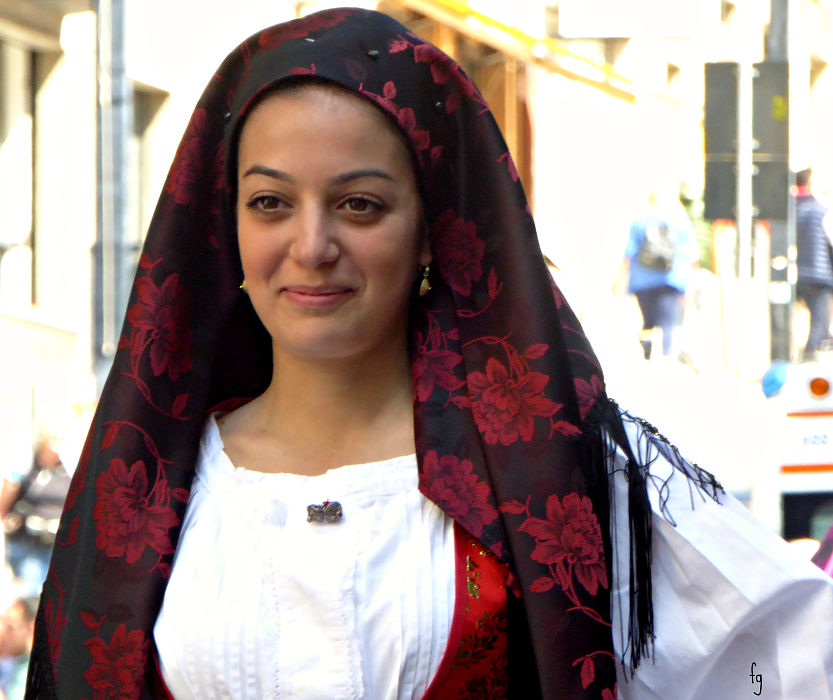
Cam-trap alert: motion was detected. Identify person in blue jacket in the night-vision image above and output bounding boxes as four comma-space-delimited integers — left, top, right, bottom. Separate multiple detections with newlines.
622, 189, 700, 360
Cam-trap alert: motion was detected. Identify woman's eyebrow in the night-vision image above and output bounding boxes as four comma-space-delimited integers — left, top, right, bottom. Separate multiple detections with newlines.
329, 168, 395, 185
241, 164, 295, 182
241, 165, 396, 185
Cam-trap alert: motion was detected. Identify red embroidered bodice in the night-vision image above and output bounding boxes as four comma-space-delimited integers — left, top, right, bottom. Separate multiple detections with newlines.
150, 523, 509, 698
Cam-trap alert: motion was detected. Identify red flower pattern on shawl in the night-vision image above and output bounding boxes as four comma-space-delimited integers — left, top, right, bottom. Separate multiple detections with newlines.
83, 624, 148, 700
43, 573, 68, 667
397, 106, 431, 152
361, 81, 434, 165
258, 9, 352, 49
414, 343, 464, 402
93, 459, 178, 564
126, 273, 192, 382
420, 451, 498, 537
390, 38, 484, 113
498, 151, 519, 182
433, 210, 485, 296
413, 42, 458, 84
574, 375, 604, 420
518, 493, 608, 596
468, 358, 560, 445
63, 426, 93, 513
164, 108, 223, 213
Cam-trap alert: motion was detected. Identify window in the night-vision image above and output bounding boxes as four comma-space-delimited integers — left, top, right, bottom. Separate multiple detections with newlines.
0, 39, 35, 304
0, 38, 60, 307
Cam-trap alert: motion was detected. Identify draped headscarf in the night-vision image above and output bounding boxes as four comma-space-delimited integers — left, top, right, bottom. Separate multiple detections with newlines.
27, 8, 681, 698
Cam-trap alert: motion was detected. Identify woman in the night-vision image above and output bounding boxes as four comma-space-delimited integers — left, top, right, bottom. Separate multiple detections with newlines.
26, 8, 833, 699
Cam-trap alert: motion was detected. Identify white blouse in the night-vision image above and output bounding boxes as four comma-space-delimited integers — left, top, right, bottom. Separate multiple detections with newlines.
155, 411, 833, 699
153, 416, 455, 700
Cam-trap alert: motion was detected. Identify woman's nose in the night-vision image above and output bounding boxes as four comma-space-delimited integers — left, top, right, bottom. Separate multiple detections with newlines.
288, 209, 340, 267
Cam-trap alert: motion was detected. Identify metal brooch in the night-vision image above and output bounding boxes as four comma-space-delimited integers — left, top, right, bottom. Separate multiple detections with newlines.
306, 501, 343, 523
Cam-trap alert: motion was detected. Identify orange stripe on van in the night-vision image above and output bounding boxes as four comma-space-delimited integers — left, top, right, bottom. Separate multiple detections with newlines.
786, 411, 833, 418
781, 463, 833, 473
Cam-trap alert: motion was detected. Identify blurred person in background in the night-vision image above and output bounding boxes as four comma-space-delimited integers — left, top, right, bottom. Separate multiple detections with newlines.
794, 167, 833, 360
0, 596, 36, 700
619, 189, 700, 361
25, 9, 833, 699
0, 439, 70, 598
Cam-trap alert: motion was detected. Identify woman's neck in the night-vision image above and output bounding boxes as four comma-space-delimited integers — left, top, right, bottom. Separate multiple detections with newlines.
219, 346, 416, 475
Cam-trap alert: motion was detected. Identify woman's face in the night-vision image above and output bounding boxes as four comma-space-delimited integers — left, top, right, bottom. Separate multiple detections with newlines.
236, 85, 429, 365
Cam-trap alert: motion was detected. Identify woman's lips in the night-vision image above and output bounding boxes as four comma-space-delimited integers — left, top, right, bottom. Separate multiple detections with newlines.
281, 286, 355, 307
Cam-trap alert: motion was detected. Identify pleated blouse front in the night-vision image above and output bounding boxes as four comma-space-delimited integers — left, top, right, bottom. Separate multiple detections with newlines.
153, 416, 456, 700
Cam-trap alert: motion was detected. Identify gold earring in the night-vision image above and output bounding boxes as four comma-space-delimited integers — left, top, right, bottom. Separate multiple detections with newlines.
418, 266, 431, 297
240, 279, 249, 294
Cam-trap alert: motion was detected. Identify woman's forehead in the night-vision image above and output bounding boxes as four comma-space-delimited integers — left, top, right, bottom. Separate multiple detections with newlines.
237, 83, 419, 180
245, 83, 384, 125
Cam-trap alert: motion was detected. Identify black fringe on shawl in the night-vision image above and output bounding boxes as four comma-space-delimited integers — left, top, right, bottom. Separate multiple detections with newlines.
584, 395, 724, 677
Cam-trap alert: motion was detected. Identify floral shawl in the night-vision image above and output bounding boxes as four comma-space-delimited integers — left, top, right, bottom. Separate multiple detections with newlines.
26, 9, 683, 698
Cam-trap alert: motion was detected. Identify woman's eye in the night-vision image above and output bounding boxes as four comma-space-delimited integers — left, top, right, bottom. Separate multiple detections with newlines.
246, 195, 284, 212
342, 197, 382, 214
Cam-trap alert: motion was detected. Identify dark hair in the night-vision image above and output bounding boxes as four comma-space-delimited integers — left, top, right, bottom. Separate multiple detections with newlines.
796, 168, 812, 187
